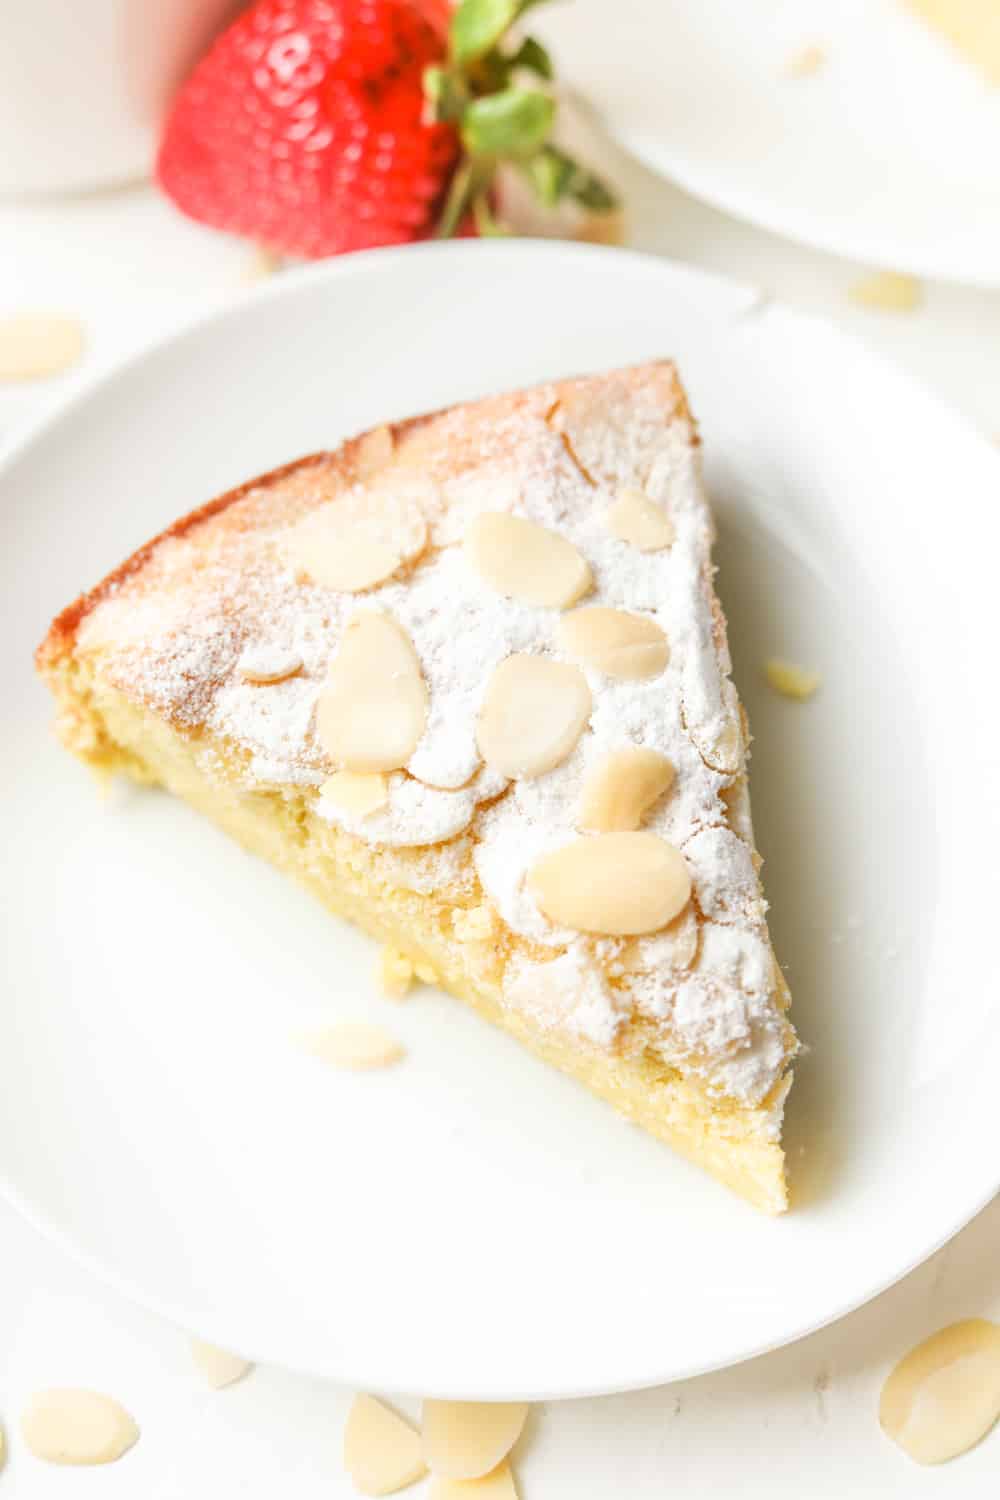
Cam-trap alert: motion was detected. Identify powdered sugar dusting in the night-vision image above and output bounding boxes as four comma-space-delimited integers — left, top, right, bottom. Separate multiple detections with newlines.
505, 943, 628, 1047
74, 365, 795, 1107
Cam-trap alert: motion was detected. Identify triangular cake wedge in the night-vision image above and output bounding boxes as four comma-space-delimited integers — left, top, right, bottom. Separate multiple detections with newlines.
37, 362, 797, 1212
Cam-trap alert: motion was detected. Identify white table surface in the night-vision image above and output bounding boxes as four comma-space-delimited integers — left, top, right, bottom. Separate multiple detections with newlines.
2, 136, 999, 1496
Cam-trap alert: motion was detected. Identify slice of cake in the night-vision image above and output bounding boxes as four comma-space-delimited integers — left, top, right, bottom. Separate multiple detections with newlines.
37, 362, 797, 1212
904, 1, 1000, 85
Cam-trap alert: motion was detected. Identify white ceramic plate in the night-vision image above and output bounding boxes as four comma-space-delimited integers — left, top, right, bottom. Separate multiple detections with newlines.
536, 0, 1000, 287
2, 243, 998, 1400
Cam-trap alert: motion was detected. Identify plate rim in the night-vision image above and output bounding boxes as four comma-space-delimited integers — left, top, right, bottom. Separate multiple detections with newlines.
612, 128, 1000, 290
4, 239, 1000, 1399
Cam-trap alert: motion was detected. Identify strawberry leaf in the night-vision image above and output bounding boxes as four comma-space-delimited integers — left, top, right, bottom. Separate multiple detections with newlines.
520, 143, 618, 210
462, 88, 555, 158
506, 35, 553, 80
451, 0, 521, 64
423, 65, 468, 123
473, 192, 509, 236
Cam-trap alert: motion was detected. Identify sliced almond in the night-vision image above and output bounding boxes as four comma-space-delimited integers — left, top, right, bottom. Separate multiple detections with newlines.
879, 1319, 1000, 1465
764, 658, 820, 701
685, 705, 743, 776
464, 513, 592, 609
529, 833, 691, 936
286, 490, 426, 594
237, 644, 303, 684
297, 1023, 404, 1070
578, 748, 674, 831
477, 655, 591, 778
783, 42, 826, 78
605, 489, 675, 551
190, 1338, 253, 1389
422, 1401, 529, 1480
320, 770, 389, 818
21, 1389, 139, 1466
430, 1462, 519, 1498
558, 607, 669, 680
317, 612, 427, 773
344, 1394, 426, 1496
849, 270, 922, 313
0, 314, 84, 381
620, 902, 699, 973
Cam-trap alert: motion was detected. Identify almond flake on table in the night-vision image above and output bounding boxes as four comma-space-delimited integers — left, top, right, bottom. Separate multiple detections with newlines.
422, 1400, 529, 1480
0, 314, 85, 381
849, 271, 923, 313
879, 1318, 1000, 1465
21, 1388, 139, 1466
343, 1394, 426, 1496
430, 1464, 519, 1498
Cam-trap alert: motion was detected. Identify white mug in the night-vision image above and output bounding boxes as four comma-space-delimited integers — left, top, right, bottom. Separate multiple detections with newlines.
0, 0, 245, 195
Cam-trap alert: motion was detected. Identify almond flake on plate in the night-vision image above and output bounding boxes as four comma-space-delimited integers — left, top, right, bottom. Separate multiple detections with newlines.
297, 1022, 405, 1070
764, 658, 821, 701
190, 1338, 253, 1389
849, 271, 922, 313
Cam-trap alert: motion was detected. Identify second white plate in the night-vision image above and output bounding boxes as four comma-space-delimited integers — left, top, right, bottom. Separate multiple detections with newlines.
538, 0, 1000, 286
2, 242, 998, 1398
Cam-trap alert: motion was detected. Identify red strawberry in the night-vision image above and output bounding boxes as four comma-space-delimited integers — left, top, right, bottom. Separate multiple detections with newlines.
158, 0, 456, 257
157, 0, 617, 259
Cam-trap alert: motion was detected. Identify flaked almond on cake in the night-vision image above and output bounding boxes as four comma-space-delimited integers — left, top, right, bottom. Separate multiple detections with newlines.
37, 361, 798, 1213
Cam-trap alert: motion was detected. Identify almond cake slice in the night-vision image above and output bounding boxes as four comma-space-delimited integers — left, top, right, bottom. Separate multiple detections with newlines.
36, 361, 797, 1212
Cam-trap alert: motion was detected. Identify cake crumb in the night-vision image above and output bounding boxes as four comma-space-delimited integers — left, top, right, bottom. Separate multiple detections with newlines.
849, 271, 922, 313
783, 43, 827, 78
452, 904, 498, 943
764, 658, 821, 701
380, 946, 415, 999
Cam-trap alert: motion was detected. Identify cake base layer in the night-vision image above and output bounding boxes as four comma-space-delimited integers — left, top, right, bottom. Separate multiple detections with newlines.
46, 652, 790, 1214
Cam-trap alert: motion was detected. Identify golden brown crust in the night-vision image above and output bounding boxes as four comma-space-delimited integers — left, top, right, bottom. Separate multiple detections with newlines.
36, 360, 691, 674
